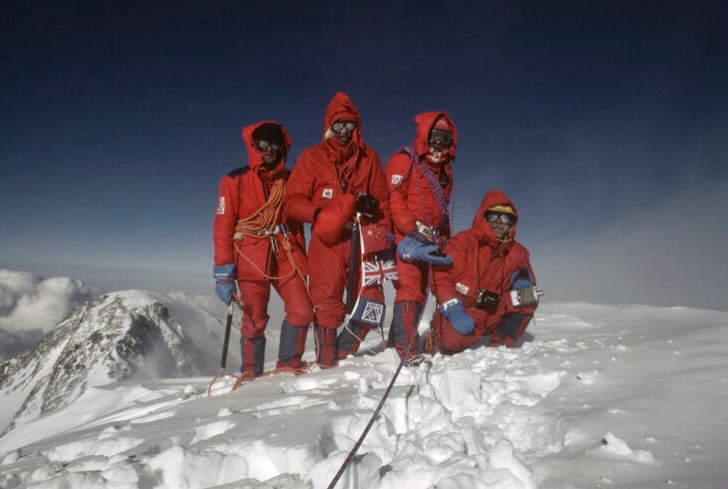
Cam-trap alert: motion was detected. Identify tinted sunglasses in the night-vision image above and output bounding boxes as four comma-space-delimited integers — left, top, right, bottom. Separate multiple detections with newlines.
428, 129, 453, 146
332, 121, 356, 133
256, 140, 284, 151
485, 212, 515, 224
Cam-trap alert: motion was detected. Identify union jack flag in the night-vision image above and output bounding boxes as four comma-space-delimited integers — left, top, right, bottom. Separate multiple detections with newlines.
362, 259, 398, 286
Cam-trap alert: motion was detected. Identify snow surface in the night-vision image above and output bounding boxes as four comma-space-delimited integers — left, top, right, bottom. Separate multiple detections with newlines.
1, 301, 726, 489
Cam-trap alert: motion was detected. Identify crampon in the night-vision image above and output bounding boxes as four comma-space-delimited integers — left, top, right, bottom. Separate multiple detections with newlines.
206, 365, 310, 396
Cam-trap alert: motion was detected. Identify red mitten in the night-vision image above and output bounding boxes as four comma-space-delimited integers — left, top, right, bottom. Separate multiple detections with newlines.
314, 193, 356, 245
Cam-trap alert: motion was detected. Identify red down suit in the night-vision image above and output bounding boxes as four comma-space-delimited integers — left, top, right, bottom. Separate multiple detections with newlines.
213, 122, 313, 352
284, 93, 391, 331
385, 112, 456, 355
431, 189, 538, 352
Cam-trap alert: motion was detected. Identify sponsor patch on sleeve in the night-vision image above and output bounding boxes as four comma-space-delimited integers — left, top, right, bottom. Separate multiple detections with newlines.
391, 174, 403, 185
322, 188, 333, 199
455, 282, 470, 295
216, 196, 225, 215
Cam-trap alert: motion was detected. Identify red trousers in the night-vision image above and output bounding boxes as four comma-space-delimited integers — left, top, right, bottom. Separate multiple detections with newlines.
237, 273, 313, 339
433, 311, 532, 353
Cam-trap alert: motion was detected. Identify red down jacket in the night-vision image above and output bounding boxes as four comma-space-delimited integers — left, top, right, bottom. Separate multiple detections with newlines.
386, 111, 457, 241
284, 93, 391, 328
213, 121, 312, 333
431, 189, 537, 344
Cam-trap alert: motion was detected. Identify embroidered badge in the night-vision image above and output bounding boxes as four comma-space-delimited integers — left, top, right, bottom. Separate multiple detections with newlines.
322, 188, 333, 199
351, 297, 385, 328
455, 282, 470, 295
216, 196, 225, 215
391, 174, 403, 185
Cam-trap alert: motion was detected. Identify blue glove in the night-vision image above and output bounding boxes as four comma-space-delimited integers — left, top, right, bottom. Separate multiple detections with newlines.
440, 298, 475, 335
510, 268, 534, 290
397, 235, 452, 266
213, 264, 237, 305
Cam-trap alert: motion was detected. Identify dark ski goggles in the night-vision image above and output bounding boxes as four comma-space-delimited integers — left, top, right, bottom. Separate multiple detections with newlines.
332, 121, 356, 133
428, 129, 453, 146
485, 212, 515, 224
256, 139, 285, 151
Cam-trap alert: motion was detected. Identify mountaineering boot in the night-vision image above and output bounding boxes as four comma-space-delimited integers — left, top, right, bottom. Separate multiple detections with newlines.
488, 313, 528, 348
391, 301, 422, 361
337, 322, 372, 359
241, 336, 266, 378
315, 326, 338, 368
422, 329, 440, 355
277, 320, 308, 369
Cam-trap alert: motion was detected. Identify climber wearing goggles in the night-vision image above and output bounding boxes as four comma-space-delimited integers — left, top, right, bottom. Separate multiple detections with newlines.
213, 120, 313, 379
384, 112, 457, 362
332, 121, 357, 133
428, 129, 453, 147
485, 211, 515, 225
255, 139, 285, 152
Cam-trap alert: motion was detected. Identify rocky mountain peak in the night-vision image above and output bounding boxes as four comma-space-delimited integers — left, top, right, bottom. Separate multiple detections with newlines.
0, 290, 207, 435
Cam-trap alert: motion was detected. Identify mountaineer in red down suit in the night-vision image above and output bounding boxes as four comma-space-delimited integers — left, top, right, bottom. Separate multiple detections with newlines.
213, 121, 313, 378
429, 189, 540, 353
385, 112, 457, 360
284, 92, 391, 367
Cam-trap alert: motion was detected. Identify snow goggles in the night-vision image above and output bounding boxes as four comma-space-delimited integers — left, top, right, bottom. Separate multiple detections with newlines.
332, 121, 356, 133
485, 212, 515, 224
428, 129, 453, 146
256, 139, 285, 151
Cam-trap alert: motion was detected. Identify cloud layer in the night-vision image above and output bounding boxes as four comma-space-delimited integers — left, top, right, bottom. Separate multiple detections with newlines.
0, 269, 100, 359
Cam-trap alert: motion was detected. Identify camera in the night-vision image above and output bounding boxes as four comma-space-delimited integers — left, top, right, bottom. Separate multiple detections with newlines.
355, 193, 379, 217
475, 289, 500, 313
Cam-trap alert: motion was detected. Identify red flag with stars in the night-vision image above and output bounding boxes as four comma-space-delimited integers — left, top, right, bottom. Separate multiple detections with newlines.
360, 223, 391, 256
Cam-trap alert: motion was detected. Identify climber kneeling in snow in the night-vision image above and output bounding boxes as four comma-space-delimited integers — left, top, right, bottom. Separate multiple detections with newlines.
428, 189, 541, 354
213, 121, 313, 378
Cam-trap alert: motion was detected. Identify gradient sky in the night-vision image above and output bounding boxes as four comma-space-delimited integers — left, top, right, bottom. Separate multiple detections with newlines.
1, 0, 726, 310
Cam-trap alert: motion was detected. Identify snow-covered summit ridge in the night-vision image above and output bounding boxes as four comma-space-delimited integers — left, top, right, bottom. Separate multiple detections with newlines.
0, 297, 727, 488
0, 290, 210, 435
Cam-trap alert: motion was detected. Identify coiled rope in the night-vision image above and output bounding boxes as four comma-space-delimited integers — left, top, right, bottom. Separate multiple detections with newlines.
232, 176, 308, 287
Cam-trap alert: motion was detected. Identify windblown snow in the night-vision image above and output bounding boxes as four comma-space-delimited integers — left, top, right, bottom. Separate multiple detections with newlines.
0, 289, 726, 489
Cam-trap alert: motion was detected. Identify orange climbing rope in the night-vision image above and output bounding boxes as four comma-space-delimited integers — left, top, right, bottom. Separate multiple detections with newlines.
231, 177, 308, 286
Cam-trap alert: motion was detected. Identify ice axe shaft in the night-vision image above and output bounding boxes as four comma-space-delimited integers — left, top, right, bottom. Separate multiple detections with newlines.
345, 217, 360, 315
220, 302, 233, 370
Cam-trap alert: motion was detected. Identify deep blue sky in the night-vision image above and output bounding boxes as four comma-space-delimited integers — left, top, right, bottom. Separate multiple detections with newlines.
1, 0, 726, 310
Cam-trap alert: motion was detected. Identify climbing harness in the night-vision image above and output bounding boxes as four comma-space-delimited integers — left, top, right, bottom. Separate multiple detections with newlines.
209, 174, 315, 394
232, 177, 308, 285
391, 147, 455, 359
396, 146, 454, 241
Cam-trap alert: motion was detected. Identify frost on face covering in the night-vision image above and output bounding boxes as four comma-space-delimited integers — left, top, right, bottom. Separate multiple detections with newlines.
427, 146, 445, 164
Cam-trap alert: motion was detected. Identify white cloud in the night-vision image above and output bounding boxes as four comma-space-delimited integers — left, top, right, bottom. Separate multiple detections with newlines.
0, 270, 101, 356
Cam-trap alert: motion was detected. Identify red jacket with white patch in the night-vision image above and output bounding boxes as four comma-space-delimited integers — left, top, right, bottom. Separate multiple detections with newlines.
284, 93, 390, 230
385, 111, 456, 242
432, 189, 537, 334
213, 121, 307, 280
283, 93, 390, 328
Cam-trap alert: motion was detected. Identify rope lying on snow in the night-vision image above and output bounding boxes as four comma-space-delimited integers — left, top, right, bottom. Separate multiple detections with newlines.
326, 357, 408, 489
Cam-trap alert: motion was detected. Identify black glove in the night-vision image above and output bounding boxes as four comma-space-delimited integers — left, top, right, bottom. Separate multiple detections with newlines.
355, 193, 379, 217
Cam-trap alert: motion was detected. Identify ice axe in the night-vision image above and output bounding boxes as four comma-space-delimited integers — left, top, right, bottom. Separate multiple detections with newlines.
220, 302, 233, 370
344, 214, 361, 315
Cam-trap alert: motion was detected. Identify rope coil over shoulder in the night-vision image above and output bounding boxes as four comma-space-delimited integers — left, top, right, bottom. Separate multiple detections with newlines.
396, 146, 453, 240
232, 176, 304, 283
